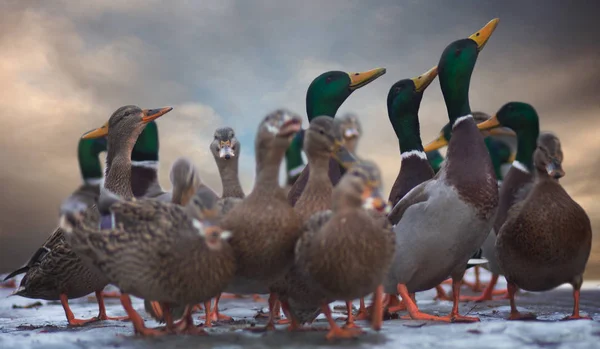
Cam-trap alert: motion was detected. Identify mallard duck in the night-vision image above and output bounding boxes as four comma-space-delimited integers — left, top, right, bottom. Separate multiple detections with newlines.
493, 135, 591, 320
2, 107, 172, 327
293, 160, 393, 340
63, 105, 238, 336
426, 150, 444, 174
385, 19, 500, 323
219, 109, 304, 330
287, 67, 386, 206
201, 127, 246, 323
63, 183, 236, 335
270, 115, 353, 329
461, 102, 555, 302
422, 111, 516, 299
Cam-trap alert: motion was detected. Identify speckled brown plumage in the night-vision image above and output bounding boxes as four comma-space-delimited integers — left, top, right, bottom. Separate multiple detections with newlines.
296, 161, 395, 302
65, 189, 236, 306
220, 110, 304, 289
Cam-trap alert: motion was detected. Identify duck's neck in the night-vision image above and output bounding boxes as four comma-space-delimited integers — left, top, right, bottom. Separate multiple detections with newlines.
255, 145, 285, 192
514, 130, 539, 172
217, 158, 244, 199
306, 98, 340, 122
306, 154, 331, 186
285, 135, 305, 184
104, 154, 134, 199
390, 112, 425, 158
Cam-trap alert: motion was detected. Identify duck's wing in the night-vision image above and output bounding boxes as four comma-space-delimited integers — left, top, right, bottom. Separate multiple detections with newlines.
2, 228, 64, 281
59, 184, 99, 215
294, 210, 333, 261
218, 197, 243, 217
387, 181, 431, 224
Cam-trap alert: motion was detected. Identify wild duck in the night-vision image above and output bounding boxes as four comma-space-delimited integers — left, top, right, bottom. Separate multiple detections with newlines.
426, 150, 444, 174
63, 183, 236, 335
219, 109, 304, 330
294, 160, 394, 340
421, 111, 516, 299
385, 19, 500, 323
494, 135, 591, 320
2, 106, 173, 327
202, 127, 246, 323
463, 102, 556, 302
270, 115, 354, 329
287, 67, 386, 206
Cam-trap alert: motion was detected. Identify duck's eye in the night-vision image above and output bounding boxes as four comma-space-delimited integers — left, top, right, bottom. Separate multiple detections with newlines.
454, 48, 462, 56
326, 76, 333, 83
394, 85, 403, 94
319, 129, 325, 135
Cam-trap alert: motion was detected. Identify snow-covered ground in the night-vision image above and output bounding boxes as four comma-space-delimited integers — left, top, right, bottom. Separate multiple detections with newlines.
1, 270, 599, 349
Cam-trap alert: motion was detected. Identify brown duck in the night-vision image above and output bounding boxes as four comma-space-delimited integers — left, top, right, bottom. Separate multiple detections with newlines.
294, 160, 394, 340
495, 135, 592, 321
219, 109, 304, 330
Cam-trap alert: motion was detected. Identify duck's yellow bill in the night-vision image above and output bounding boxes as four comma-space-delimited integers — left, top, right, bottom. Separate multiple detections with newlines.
348, 67, 387, 91
141, 106, 173, 123
468, 18, 499, 52
423, 132, 448, 152
476, 114, 501, 131
81, 121, 109, 139
411, 66, 438, 93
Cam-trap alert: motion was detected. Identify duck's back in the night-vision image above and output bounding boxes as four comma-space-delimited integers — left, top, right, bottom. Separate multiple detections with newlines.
497, 180, 592, 291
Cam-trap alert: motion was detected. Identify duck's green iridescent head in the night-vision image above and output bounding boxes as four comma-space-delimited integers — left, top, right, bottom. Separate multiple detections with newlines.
77, 136, 107, 182
438, 19, 499, 122
306, 68, 386, 120
131, 120, 159, 162
387, 66, 438, 154
477, 102, 540, 170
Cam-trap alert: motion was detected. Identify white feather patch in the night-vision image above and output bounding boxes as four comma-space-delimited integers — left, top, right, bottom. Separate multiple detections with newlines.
84, 177, 104, 186
452, 114, 473, 129
192, 219, 205, 236
512, 161, 530, 174
221, 230, 232, 240
401, 150, 427, 161
131, 160, 159, 169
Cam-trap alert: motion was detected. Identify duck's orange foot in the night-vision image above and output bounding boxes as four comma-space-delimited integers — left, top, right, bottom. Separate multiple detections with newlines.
245, 322, 276, 332
67, 317, 100, 327
492, 289, 509, 297
252, 294, 267, 302
101, 291, 121, 298
562, 314, 592, 321
355, 308, 370, 320
277, 318, 291, 325
134, 326, 169, 337
508, 312, 536, 321
325, 327, 363, 341
400, 312, 448, 322
434, 285, 453, 301
200, 312, 232, 322
0, 279, 16, 288
342, 321, 362, 330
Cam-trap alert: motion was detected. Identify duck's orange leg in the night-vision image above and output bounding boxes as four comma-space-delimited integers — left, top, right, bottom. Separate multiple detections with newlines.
174, 306, 208, 335
434, 284, 453, 301
60, 293, 99, 326
276, 300, 291, 325
0, 279, 16, 288
563, 288, 591, 320
506, 281, 536, 320
200, 294, 232, 321
382, 292, 408, 313
219, 293, 242, 299
397, 284, 448, 321
192, 303, 203, 312
371, 285, 384, 331
119, 294, 166, 336
460, 274, 506, 302
461, 266, 484, 292
355, 298, 370, 320
343, 301, 361, 329
322, 303, 363, 340
95, 291, 129, 321
201, 300, 213, 327
437, 276, 480, 322
246, 293, 278, 332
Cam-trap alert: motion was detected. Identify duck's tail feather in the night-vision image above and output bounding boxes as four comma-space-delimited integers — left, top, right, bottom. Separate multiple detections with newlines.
3, 266, 28, 281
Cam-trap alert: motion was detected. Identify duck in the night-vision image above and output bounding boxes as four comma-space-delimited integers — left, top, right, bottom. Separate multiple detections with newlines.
269, 115, 354, 329
294, 160, 394, 340
287, 67, 386, 206
219, 109, 304, 330
201, 126, 247, 323
385, 18, 500, 323
426, 150, 444, 174
63, 182, 236, 335
3, 107, 172, 326
461, 102, 558, 302
493, 133, 591, 320
62, 105, 238, 336
421, 111, 516, 299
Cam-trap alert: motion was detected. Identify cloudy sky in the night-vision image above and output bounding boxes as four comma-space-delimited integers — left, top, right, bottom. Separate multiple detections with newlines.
1, 0, 599, 272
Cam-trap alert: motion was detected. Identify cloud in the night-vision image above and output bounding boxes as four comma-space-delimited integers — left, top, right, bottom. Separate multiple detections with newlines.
1, 0, 600, 272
